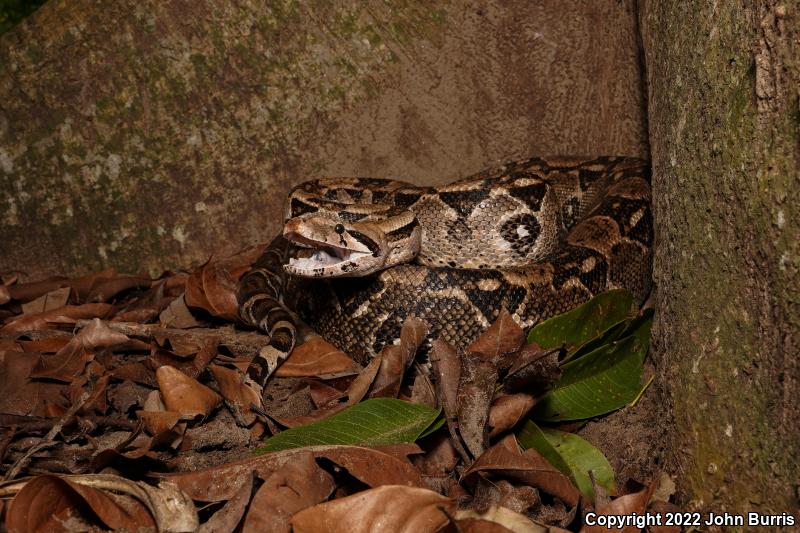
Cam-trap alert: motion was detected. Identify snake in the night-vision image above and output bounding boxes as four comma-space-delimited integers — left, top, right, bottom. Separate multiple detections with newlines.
237, 156, 652, 391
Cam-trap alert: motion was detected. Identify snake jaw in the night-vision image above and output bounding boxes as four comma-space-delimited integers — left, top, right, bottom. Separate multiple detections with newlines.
283, 218, 389, 277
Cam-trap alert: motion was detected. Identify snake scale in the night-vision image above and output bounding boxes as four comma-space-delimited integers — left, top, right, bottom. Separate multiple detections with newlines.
238, 156, 652, 391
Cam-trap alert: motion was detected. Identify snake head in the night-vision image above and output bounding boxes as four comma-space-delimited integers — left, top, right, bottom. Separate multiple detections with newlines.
283, 213, 421, 277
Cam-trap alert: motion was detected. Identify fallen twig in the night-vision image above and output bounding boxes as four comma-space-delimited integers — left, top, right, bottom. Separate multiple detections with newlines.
4, 392, 90, 481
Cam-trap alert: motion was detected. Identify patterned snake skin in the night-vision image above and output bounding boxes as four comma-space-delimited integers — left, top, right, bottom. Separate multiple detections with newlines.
238, 156, 652, 389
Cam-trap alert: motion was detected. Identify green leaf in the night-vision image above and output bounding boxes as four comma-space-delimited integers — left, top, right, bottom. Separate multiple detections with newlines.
518, 420, 615, 501
527, 289, 634, 351
531, 314, 652, 421
254, 398, 442, 454
566, 307, 655, 364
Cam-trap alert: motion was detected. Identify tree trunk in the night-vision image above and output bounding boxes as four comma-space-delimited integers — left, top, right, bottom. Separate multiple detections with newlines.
642, 0, 799, 513
0, 0, 646, 279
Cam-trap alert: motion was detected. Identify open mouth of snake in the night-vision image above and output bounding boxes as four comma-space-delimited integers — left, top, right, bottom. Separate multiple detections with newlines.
287, 239, 370, 270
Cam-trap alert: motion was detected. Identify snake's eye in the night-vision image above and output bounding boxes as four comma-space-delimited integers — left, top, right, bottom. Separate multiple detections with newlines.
334, 223, 345, 235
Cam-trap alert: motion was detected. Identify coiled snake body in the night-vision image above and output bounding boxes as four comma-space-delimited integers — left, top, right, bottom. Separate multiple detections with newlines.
239, 156, 652, 390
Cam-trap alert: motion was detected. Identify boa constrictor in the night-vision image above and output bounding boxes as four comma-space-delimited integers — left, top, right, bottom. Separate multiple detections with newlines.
238, 156, 652, 391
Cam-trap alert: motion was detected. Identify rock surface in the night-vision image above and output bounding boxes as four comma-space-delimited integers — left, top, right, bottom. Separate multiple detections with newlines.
0, 0, 646, 278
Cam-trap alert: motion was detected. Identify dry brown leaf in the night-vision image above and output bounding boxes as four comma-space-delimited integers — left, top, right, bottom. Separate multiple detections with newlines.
155, 365, 222, 417
272, 402, 348, 428
430, 339, 460, 420
457, 357, 497, 458
68, 268, 118, 301
467, 309, 525, 363
307, 380, 346, 408
159, 294, 201, 329
275, 335, 356, 377
20, 286, 71, 315
291, 485, 453, 533
158, 445, 423, 502
0, 283, 11, 305
201, 262, 241, 320
242, 451, 335, 533
208, 364, 259, 426
114, 307, 160, 323
471, 478, 540, 517
31, 318, 130, 381
505, 344, 561, 393
184, 259, 243, 321
137, 410, 182, 435
112, 362, 158, 387
454, 505, 555, 533
1, 303, 116, 333
464, 435, 580, 508
5, 474, 155, 532
86, 275, 151, 303
4, 277, 70, 303
413, 433, 459, 478
0, 338, 22, 352
451, 518, 515, 532
488, 394, 537, 437
369, 318, 428, 398
198, 472, 254, 533
17, 335, 71, 353
0, 350, 68, 416
409, 367, 437, 407
345, 353, 382, 405
74, 373, 112, 414
646, 500, 682, 533
582, 483, 656, 533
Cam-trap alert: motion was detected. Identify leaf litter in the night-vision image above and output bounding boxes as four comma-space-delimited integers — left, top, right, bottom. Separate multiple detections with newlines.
0, 248, 667, 532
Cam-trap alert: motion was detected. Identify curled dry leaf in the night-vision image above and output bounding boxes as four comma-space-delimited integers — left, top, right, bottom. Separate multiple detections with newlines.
159, 294, 202, 329
158, 445, 423, 502
455, 505, 558, 533
4, 277, 69, 303
464, 435, 580, 508
581, 482, 656, 533
155, 365, 222, 417
0, 351, 67, 416
430, 339, 469, 463
1, 303, 116, 333
20, 286, 71, 315
504, 344, 562, 393
5, 474, 155, 532
472, 478, 540, 517
275, 335, 356, 377
370, 318, 428, 398
457, 357, 498, 458
32, 318, 131, 381
137, 410, 183, 435
467, 309, 525, 364
198, 472, 254, 533
291, 485, 453, 533
208, 364, 260, 426
0, 282, 11, 305
488, 394, 537, 438
646, 500, 682, 533
185, 261, 241, 321
243, 451, 336, 533
86, 274, 151, 303
345, 352, 382, 405
430, 339, 460, 421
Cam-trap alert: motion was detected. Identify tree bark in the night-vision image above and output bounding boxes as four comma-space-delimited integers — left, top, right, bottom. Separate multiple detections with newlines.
642, 0, 799, 513
0, 0, 647, 279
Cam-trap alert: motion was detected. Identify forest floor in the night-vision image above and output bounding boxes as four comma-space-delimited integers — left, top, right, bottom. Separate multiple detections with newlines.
0, 245, 675, 532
